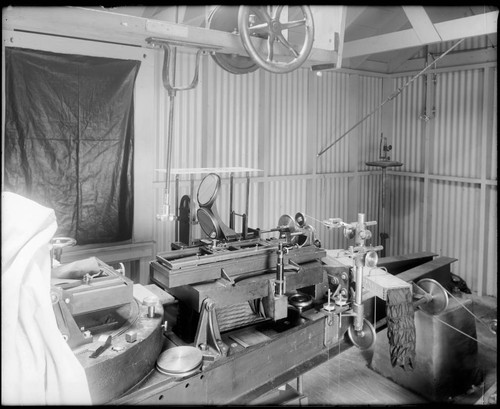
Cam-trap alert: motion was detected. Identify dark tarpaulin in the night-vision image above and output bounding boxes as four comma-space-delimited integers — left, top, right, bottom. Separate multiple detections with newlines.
385, 287, 416, 371
4, 47, 140, 245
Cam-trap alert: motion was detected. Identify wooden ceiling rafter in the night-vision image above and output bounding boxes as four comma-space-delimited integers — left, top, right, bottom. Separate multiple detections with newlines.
343, 10, 498, 59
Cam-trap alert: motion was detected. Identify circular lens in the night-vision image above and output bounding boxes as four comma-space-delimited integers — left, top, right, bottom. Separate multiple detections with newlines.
365, 250, 378, 267
197, 173, 220, 207
197, 208, 220, 239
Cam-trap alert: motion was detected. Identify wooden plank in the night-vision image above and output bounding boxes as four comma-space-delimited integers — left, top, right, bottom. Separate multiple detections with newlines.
394, 48, 497, 73
61, 241, 155, 264
396, 256, 457, 285
345, 6, 367, 28
402, 6, 441, 44
112, 317, 342, 405
437, 12, 499, 41
387, 47, 422, 73
300, 345, 426, 405
476, 67, 495, 296
377, 251, 437, 275
343, 11, 499, 58
166, 262, 324, 311
2, 6, 337, 65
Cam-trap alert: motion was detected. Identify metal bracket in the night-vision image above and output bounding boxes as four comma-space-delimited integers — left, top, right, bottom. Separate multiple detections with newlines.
194, 298, 228, 361
220, 268, 235, 286
146, 37, 219, 97
323, 311, 338, 347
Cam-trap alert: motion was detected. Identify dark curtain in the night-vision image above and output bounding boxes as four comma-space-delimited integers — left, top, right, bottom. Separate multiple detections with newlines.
4, 47, 141, 245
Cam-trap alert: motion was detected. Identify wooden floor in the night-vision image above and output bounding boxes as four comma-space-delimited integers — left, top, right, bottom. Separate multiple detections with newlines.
287, 294, 497, 405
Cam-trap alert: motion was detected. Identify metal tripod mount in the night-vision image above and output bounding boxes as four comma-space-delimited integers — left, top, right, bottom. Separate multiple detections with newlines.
147, 38, 220, 222
324, 213, 383, 349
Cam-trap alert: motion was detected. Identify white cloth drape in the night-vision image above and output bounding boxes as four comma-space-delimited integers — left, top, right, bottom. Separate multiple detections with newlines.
1, 192, 92, 405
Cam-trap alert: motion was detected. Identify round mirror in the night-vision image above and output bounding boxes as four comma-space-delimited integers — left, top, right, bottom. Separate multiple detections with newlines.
197, 208, 220, 239
197, 173, 221, 208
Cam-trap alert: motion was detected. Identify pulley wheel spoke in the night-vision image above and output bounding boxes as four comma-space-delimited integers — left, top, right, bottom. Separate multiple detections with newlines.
248, 22, 270, 35
277, 33, 299, 58
281, 19, 307, 30
273, 5, 284, 20
253, 6, 272, 24
267, 34, 276, 62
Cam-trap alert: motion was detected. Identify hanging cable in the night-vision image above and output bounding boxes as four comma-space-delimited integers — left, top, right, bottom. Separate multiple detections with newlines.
444, 289, 495, 333
317, 38, 466, 158
432, 315, 496, 351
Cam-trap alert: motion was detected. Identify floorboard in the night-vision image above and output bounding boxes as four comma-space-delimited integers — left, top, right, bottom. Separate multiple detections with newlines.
287, 294, 496, 405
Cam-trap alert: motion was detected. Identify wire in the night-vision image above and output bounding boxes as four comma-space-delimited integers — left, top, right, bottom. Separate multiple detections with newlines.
317, 38, 466, 158
432, 315, 496, 351
445, 289, 494, 333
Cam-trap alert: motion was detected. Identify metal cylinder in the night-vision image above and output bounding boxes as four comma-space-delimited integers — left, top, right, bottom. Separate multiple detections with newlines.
276, 242, 285, 296
354, 254, 365, 331
147, 306, 155, 318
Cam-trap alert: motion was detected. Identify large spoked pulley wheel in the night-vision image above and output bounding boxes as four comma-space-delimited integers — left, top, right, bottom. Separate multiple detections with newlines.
238, 6, 315, 74
208, 6, 259, 74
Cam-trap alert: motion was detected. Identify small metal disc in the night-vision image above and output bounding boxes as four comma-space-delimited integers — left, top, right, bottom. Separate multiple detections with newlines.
347, 319, 376, 350
156, 346, 203, 376
417, 278, 449, 316
288, 293, 313, 309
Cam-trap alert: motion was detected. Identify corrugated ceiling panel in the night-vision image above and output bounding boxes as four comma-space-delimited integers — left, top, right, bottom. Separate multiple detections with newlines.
168, 52, 205, 170
308, 176, 350, 250
435, 36, 491, 54
392, 75, 424, 173
489, 67, 497, 180
359, 76, 383, 172
485, 185, 497, 296
432, 69, 482, 178
389, 175, 423, 257
263, 178, 308, 229
265, 69, 310, 176
314, 71, 350, 174
154, 52, 205, 252
208, 61, 261, 170
358, 173, 381, 246
429, 180, 480, 292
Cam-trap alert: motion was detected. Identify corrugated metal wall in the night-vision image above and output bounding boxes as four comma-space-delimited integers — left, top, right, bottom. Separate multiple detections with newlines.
388, 66, 497, 296
151, 49, 496, 297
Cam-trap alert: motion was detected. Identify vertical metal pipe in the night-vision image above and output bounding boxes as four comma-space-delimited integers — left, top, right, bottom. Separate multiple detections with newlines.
297, 375, 303, 395
229, 173, 234, 230
175, 174, 180, 241
380, 167, 387, 257
189, 177, 195, 245
157, 43, 177, 221
354, 213, 365, 331
245, 173, 250, 219
245, 173, 250, 238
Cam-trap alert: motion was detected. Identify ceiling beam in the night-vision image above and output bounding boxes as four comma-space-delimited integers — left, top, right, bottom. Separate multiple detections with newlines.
387, 46, 422, 73
402, 6, 441, 43
345, 6, 367, 28
343, 10, 498, 58
2, 6, 337, 65
347, 7, 413, 70
395, 47, 497, 73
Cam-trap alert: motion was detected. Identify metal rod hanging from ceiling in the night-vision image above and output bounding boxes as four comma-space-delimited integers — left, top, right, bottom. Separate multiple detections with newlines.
316, 38, 465, 158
